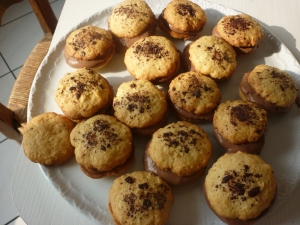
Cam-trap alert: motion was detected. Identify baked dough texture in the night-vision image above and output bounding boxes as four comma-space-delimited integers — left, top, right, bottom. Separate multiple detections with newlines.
168, 71, 221, 114
189, 36, 237, 81
148, 121, 212, 177
215, 14, 264, 48
109, 171, 174, 225
55, 68, 112, 121
205, 151, 276, 220
213, 100, 267, 145
22, 112, 76, 166
246, 64, 298, 108
124, 36, 180, 83
70, 114, 133, 176
108, 0, 157, 39
113, 79, 168, 128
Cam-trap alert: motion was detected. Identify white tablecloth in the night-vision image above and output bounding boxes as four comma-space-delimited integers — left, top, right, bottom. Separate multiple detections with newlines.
12, 0, 300, 224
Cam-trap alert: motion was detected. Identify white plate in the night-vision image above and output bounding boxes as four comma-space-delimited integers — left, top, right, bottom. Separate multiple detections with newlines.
28, 0, 300, 224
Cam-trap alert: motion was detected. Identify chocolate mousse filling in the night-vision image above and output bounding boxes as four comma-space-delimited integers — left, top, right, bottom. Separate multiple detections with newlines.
212, 26, 257, 54
143, 141, 206, 185
110, 22, 157, 53
80, 146, 134, 179
167, 93, 214, 121
240, 72, 291, 114
131, 109, 169, 136
213, 128, 265, 155
64, 44, 115, 68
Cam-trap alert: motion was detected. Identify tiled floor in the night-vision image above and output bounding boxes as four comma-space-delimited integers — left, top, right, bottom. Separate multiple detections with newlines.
0, 0, 65, 224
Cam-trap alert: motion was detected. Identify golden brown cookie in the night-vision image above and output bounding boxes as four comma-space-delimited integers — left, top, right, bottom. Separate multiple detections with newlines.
124, 36, 181, 84
158, 0, 206, 40
213, 100, 267, 155
22, 112, 76, 166
204, 151, 276, 224
144, 121, 212, 185
113, 80, 168, 136
55, 68, 113, 122
239, 64, 299, 114
109, 171, 174, 225
64, 25, 115, 69
168, 71, 221, 122
181, 36, 237, 82
108, 0, 157, 53
212, 14, 264, 54
70, 114, 133, 179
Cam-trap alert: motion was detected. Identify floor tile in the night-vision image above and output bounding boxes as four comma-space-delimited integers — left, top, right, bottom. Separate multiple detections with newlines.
0, 73, 16, 105
0, 139, 21, 225
0, 13, 43, 70
0, 55, 10, 76
51, 0, 66, 18
1, 1, 35, 25
12, 67, 22, 79
0, 73, 16, 142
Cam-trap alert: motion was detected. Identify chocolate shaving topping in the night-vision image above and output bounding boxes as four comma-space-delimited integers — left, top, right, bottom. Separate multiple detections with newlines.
230, 104, 259, 126
125, 176, 135, 184
123, 181, 170, 217
248, 186, 260, 197
215, 165, 263, 202
177, 3, 196, 17
133, 40, 169, 60
223, 16, 252, 35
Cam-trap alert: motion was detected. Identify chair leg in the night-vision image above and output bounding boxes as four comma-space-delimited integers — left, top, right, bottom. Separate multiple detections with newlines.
0, 103, 22, 144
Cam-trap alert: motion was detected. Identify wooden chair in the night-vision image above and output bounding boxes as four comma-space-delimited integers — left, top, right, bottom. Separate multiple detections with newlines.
0, 0, 58, 144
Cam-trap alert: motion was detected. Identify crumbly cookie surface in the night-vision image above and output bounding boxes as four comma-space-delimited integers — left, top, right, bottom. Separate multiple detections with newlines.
160, 0, 206, 38
22, 112, 76, 166
124, 36, 180, 83
169, 71, 221, 114
205, 151, 276, 220
113, 80, 168, 128
108, 0, 157, 39
189, 36, 237, 80
65, 25, 114, 61
55, 68, 111, 120
70, 115, 133, 172
148, 121, 212, 176
109, 171, 174, 225
213, 100, 267, 144
215, 14, 264, 47
247, 64, 298, 107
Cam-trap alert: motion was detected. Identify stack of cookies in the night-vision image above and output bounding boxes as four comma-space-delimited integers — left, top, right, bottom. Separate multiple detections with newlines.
21, 0, 300, 224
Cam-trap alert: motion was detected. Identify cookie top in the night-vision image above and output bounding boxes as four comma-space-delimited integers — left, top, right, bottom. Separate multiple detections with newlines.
213, 100, 267, 145
204, 151, 276, 220
215, 14, 264, 48
124, 36, 180, 83
148, 121, 212, 177
70, 115, 133, 172
168, 71, 221, 115
247, 64, 298, 108
108, 0, 157, 39
22, 112, 76, 166
65, 25, 114, 62
109, 171, 174, 225
189, 36, 237, 81
159, 0, 206, 39
113, 79, 168, 128
55, 68, 112, 121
